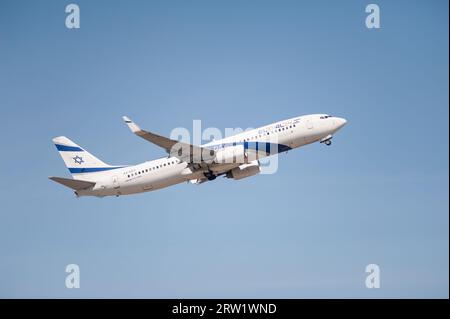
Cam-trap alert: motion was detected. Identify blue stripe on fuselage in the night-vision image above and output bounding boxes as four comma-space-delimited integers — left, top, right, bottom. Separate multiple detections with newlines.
208, 141, 291, 155
68, 167, 124, 173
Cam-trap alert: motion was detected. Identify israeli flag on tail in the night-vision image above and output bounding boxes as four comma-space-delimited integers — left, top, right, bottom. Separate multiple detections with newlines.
52, 136, 124, 180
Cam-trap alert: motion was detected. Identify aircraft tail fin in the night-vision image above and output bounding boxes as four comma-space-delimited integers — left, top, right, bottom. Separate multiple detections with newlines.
52, 136, 119, 178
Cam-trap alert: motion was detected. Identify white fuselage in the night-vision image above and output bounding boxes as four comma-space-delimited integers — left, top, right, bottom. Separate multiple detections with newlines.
75, 114, 346, 197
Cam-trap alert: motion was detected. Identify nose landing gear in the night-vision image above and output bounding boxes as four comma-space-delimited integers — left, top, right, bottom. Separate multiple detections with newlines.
320, 134, 333, 146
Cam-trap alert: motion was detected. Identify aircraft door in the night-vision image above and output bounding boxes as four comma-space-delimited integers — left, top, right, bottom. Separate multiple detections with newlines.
112, 175, 120, 189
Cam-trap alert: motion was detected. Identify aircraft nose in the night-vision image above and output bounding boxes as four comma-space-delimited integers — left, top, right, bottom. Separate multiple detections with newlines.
336, 117, 347, 128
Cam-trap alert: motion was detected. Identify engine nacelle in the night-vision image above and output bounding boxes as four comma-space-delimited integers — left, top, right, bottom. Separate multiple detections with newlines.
214, 144, 247, 164
226, 160, 260, 180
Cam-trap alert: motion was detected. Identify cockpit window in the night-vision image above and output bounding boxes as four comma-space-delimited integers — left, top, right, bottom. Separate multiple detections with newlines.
320, 115, 333, 119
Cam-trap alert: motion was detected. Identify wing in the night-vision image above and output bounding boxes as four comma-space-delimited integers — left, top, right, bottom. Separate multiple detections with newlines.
122, 116, 215, 163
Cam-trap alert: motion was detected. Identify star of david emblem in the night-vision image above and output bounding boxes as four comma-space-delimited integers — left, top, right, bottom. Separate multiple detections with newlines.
73, 155, 84, 165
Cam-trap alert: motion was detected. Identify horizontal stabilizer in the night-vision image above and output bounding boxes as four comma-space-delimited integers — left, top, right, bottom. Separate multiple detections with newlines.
49, 176, 96, 190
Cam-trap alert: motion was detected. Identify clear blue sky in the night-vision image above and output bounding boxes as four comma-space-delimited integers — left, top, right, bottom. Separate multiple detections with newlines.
0, 0, 448, 298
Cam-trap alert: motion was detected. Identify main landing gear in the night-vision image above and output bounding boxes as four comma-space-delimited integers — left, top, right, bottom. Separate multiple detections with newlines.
204, 171, 217, 181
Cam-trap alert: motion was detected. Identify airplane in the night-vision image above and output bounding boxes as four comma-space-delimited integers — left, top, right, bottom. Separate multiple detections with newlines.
49, 114, 347, 197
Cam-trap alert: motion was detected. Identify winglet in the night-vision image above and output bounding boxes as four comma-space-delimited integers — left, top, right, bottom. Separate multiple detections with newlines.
122, 116, 141, 133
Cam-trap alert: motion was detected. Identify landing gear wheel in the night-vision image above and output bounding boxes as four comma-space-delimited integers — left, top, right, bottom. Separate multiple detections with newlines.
204, 171, 217, 181
325, 140, 332, 146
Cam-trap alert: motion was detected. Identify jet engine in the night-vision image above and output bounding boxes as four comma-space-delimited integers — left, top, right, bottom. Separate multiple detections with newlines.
226, 160, 260, 180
